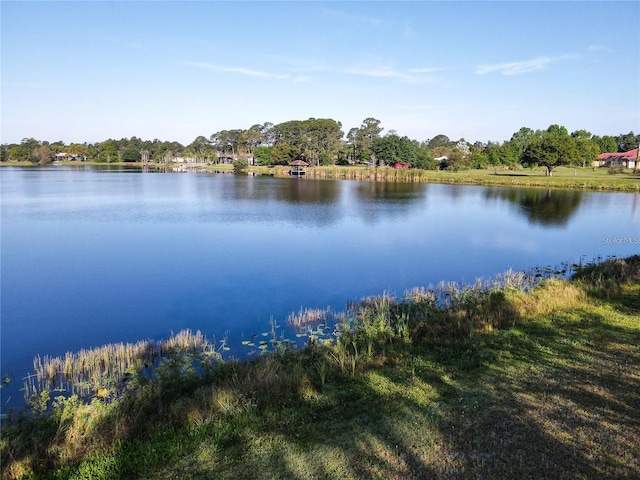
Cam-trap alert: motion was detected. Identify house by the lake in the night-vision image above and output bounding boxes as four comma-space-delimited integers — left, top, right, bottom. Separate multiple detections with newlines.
392, 162, 409, 169
594, 148, 638, 169
55, 152, 86, 162
214, 151, 255, 165
173, 156, 207, 164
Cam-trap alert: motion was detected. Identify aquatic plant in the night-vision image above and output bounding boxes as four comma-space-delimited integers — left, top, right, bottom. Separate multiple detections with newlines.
286, 306, 339, 328
24, 330, 220, 405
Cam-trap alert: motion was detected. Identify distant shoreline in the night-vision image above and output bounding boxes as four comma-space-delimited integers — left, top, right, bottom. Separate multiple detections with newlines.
2, 162, 639, 192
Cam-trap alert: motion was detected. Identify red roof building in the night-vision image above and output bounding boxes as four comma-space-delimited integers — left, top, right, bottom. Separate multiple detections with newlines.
392, 162, 409, 169
594, 148, 638, 169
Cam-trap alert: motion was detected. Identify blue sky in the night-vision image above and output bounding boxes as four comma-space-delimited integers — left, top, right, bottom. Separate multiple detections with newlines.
2, 1, 638, 146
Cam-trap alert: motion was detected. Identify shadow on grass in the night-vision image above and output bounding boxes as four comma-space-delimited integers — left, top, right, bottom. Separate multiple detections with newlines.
492, 172, 534, 177
172, 307, 640, 479
319, 299, 633, 478
5, 287, 639, 479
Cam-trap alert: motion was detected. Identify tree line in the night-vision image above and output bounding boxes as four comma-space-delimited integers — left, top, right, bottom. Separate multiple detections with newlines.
2, 118, 638, 174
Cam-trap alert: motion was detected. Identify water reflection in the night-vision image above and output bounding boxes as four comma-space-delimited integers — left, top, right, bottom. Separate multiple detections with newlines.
2, 167, 638, 412
354, 181, 426, 202
191, 177, 427, 227
439, 184, 467, 202
275, 178, 341, 205
486, 188, 584, 226
272, 180, 343, 228
353, 181, 428, 224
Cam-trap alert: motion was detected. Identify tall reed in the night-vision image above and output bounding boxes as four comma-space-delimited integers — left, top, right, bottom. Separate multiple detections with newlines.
287, 306, 335, 328
24, 330, 218, 403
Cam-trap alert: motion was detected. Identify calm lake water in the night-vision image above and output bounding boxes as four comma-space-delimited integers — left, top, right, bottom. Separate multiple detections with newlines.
1, 166, 638, 409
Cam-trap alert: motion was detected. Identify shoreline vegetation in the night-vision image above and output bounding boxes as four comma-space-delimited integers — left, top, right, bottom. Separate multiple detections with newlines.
273, 165, 640, 192
2, 161, 640, 192
2, 256, 639, 479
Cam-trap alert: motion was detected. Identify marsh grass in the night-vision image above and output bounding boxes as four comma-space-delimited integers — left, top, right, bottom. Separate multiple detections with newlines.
272, 165, 640, 191
23, 330, 220, 404
2, 256, 639, 479
286, 306, 340, 329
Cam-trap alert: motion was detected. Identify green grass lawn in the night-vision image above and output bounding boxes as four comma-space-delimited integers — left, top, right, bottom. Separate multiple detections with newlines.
3, 257, 639, 480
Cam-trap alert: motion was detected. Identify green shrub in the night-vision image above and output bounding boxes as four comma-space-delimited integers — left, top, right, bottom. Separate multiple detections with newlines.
233, 158, 248, 174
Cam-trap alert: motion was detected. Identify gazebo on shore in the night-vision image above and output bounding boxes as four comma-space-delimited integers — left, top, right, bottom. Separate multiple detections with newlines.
289, 159, 309, 177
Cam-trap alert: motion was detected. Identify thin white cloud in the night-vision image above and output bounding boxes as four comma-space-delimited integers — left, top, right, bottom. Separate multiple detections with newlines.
476, 56, 553, 75
323, 8, 383, 27
187, 62, 288, 79
476, 54, 580, 76
345, 65, 416, 81
409, 67, 446, 74
587, 44, 610, 52
266, 54, 327, 73
344, 64, 445, 84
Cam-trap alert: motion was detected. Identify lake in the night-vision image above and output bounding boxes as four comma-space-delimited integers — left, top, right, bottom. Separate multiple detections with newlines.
1, 166, 638, 410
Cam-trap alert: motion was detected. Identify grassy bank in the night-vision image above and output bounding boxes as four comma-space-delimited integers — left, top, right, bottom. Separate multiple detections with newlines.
273, 165, 640, 191
2, 256, 639, 479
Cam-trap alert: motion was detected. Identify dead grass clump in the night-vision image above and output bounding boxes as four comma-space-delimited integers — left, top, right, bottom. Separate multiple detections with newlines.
514, 278, 585, 319
168, 385, 250, 428
227, 356, 311, 410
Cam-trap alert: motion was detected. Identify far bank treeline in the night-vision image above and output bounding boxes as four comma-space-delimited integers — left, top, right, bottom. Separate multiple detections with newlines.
2, 118, 639, 174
